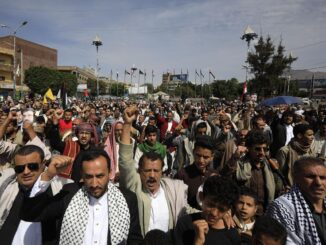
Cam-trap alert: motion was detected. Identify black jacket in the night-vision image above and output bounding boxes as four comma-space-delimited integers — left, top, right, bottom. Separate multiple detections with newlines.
20, 183, 143, 245
0, 187, 57, 245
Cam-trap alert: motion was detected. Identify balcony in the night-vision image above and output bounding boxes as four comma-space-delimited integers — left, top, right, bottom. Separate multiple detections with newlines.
0, 63, 13, 72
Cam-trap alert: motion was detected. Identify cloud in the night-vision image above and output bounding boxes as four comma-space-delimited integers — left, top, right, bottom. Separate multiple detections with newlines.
1, 0, 326, 85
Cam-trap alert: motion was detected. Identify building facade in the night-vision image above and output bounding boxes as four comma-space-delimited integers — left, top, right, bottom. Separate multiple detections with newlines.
0, 35, 57, 96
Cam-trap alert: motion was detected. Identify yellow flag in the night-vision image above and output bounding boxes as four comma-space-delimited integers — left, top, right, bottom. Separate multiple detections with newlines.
43, 95, 47, 104
44, 88, 55, 101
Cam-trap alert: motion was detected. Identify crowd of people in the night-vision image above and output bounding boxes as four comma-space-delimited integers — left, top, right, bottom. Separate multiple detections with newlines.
0, 95, 325, 245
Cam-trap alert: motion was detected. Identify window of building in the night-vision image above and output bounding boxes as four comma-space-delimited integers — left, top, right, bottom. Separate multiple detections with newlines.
0, 76, 5, 81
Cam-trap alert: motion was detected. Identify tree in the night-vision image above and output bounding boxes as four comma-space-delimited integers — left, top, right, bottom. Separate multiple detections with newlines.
211, 78, 242, 100
87, 79, 108, 96
247, 36, 297, 97
24, 66, 78, 95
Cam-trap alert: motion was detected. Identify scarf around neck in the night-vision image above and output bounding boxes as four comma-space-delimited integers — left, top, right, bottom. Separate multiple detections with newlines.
59, 182, 130, 245
138, 141, 166, 159
290, 139, 311, 154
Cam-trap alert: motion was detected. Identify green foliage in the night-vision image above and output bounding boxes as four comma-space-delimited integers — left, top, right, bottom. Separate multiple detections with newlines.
211, 78, 242, 100
87, 79, 108, 96
24, 66, 77, 95
109, 83, 126, 96
247, 36, 297, 97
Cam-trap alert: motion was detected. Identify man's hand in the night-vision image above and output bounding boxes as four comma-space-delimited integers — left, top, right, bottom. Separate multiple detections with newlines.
234, 145, 248, 158
193, 219, 209, 245
222, 210, 235, 229
41, 155, 73, 181
123, 106, 138, 124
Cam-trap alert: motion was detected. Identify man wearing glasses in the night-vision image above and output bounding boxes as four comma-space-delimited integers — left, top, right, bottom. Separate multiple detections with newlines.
0, 145, 72, 245
222, 130, 276, 214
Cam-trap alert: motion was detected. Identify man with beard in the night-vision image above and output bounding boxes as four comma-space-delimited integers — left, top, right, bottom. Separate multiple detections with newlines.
267, 157, 326, 244
49, 121, 100, 181
222, 130, 276, 213
119, 105, 188, 237
156, 110, 178, 144
276, 124, 318, 186
58, 109, 73, 135
20, 149, 143, 245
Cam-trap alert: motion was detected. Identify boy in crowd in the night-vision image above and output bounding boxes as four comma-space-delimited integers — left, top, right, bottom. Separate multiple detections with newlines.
174, 176, 241, 245
233, 187, 258, 243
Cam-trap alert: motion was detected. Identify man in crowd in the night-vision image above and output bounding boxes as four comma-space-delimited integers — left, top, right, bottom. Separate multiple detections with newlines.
174, 135, 218, 209
134, 125, 168, 172
0, 145, 72, 244
276, 124, 317, 186
21, 149, 143, 245
222, 130, 276, 213
58, 109, 73, 135
119, 105, 188, 236
49, 119, 99, 180
251, 216, 287, 245
267, 157, 326, 244
270, 111, 294, 157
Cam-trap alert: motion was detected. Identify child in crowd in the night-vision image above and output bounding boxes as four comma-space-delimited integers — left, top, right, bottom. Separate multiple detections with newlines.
233, 187, 258, 244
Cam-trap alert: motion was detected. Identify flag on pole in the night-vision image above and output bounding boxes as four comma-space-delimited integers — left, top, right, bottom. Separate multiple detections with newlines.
60, 83, 68, 109
44, 88, 55, 101
116, 72, 119, 81
200, 70, 205, 78
152, 70, 154, 77
125, 70, 130, 75
195, 69, 199, 77
241, 82, 248, 101
15, 64, 20, 76
139, 69, 144, 75
209, 70, 215, 79
243, 82, 248, 94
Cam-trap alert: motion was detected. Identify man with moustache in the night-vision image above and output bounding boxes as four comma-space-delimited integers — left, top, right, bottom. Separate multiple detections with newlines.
267, 157, 326, 244
0, 145, 72, 245
49, 121, 99, 181
222, 130, 276, 213
119, 105, 188, 236
21, 149, 143, 245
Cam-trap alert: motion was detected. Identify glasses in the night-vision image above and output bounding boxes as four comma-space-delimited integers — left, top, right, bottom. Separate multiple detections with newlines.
254, 147, 269, 152
14, 163, 40, 174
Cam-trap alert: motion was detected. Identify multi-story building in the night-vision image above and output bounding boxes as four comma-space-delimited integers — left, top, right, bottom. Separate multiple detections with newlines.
57, 66, 97, 95
286, 69, 326, 97
0, 35, 57, 96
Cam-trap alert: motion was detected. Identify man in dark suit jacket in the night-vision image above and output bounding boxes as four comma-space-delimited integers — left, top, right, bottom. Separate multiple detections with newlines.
21, 149, 143, 245
0, 145, 72, 245
270, 111, 294, 157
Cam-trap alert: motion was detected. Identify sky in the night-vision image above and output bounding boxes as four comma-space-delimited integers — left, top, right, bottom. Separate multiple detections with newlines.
1, 0, 326, 87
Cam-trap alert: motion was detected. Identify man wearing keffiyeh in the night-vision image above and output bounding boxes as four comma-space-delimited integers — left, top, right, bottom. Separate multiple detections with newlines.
276, 124, 318, 186
267, 157, 326, 245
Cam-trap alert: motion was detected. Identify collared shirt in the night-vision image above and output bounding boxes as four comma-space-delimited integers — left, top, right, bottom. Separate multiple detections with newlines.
285, 124, 294, 145
12, 176, 51, 245
84, 192, 109, 245
148, 186, 169, 232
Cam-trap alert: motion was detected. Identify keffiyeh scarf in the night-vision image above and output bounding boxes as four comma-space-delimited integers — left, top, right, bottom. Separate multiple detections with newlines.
59, 182, 130, 245
267, 185, 323, 244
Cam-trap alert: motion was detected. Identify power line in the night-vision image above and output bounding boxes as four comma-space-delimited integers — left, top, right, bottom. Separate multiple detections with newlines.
290, 39, 326, 51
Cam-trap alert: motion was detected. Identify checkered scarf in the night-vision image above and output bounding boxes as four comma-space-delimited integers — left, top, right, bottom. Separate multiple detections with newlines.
59, 182, 130, 245
268, 185, 323, 244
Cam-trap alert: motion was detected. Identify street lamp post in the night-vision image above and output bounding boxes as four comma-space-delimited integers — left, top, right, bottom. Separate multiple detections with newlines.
92, 35, 102, 97
1, 21, 28, 99
241, 25, 257, 92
